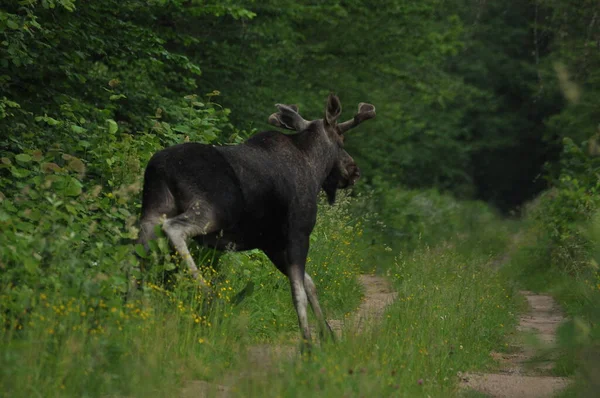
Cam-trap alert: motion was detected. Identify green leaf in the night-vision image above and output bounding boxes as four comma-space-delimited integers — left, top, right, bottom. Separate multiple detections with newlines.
153, 224, 165, 238
158, 237, 170, 254
117, 281, 129, 293
164, 262, 177, 271
2, 99, 19, 108
148, 240, 159, 253
71, 125, 87, 134
65, 204, 77, 214
135, 244, 148, 259
63, 177, 82, 197
2, 199, 17, 213
6, 20, 18, 30
173, 124, 192, 133
23, 257, 39, 274
10, 166, 30, 178
109, 94, 127, 101
107, 119, 118, 135
15, 153, 32, 163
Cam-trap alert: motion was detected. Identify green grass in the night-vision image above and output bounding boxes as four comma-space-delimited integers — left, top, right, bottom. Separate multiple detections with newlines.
201, 220, 520, 397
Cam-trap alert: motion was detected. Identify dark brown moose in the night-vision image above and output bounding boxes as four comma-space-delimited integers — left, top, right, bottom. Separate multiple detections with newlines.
137, 94, 376, 345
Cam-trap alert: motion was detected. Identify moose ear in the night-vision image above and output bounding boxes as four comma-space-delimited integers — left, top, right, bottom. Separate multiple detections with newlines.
268, 104, 309, 131
268, 113, 288, 129
325, 94, 342, 127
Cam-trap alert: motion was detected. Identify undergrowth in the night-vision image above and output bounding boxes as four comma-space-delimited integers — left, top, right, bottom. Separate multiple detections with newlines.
0, 187, 369, 397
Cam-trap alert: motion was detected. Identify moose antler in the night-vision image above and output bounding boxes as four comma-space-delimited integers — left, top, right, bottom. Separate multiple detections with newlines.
338, 103, 376, 134
268, 104, 310, 132
269, 101, 375, 134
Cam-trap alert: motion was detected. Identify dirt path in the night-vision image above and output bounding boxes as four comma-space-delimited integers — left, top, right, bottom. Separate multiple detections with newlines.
181, 274, 397, 398
328, 274, 398, 335
460, 291, 570, 397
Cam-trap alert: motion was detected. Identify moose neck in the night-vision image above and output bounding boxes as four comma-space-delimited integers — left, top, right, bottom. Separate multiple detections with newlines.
293, 125, 338, 186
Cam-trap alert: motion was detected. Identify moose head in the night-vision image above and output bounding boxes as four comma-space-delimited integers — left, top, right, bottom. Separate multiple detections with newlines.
268, 95, 375, 203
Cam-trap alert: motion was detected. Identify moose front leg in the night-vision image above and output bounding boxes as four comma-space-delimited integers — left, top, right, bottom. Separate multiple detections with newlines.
304, 273, 335, 342
265, 248, 333, 343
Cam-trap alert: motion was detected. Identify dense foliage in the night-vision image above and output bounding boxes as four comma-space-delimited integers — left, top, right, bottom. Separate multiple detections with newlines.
1, 0, 598, 207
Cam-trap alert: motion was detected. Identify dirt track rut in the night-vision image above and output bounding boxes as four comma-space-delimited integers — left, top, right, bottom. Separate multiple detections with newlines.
460, 291, 570, 397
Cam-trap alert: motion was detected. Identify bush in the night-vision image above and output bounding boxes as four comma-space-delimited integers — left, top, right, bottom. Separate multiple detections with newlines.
361, 177, 502, 252
518, 137, 600, 276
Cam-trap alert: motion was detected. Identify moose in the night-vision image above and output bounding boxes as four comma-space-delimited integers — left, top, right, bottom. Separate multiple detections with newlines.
137, 94, 375, 345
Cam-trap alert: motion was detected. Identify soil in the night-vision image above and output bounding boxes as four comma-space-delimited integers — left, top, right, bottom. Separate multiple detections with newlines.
328, 274, 398, 335
460, 291, 570, 397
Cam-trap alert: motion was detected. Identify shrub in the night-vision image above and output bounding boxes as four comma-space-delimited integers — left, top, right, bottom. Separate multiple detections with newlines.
361, 177, 501, 252
521, 137, 600, 275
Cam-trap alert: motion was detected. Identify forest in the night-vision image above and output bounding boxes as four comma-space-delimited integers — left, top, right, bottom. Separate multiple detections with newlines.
1, 0, 599, 397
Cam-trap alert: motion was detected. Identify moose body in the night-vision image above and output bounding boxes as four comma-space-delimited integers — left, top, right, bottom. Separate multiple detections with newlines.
138, 95, 375, 344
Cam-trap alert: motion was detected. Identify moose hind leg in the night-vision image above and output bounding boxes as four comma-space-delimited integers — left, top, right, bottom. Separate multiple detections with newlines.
304, 272, 335, 341
289, 269, 311, 346
138, 216, 163, 252
162, 208, 218, 287
138, 176, 178, 251
265, 247, 312, 348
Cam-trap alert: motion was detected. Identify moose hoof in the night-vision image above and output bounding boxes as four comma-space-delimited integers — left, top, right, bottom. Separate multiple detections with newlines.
321, 321, 336, 343
300, 339, 313, 356
195, 275, 210, 288
192, 273, 215, 296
